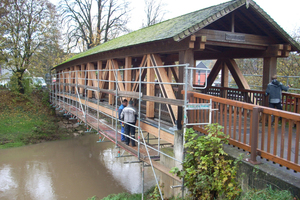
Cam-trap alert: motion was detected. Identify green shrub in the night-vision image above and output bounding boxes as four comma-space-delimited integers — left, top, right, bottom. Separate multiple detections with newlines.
171, 124, 241, 200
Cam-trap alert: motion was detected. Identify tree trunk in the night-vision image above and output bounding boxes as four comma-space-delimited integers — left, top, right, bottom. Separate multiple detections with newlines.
16, 69, 25, 94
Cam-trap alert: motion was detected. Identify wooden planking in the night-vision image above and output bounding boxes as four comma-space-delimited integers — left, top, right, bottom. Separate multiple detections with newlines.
146, 54, 155, 118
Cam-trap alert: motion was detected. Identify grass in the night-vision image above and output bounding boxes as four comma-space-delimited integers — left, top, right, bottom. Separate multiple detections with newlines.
239, 186, 295, 200
88, 185, 296, 200
0, 89, 63, 149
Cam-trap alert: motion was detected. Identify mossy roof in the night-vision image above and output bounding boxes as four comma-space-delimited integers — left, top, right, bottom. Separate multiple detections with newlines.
55, 0, 300, 68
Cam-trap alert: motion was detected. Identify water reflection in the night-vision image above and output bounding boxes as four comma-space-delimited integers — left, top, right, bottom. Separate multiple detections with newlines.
100, 148, 156, 193
25, 161, 56, 200
0, 135, 155, 199
0, 165, 18, 199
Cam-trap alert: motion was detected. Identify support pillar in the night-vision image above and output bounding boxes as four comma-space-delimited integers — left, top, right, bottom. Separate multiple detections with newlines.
108, 60, 115, 105
221, 62, 229, 98
262, 57, 277, 91
177, 49, 194, 130
125, 57, 132, 102
146, 55, 155, 118
96, 61, 102, 100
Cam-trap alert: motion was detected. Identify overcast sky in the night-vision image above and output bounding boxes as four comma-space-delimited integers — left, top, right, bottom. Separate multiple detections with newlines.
51, 0, 300, 35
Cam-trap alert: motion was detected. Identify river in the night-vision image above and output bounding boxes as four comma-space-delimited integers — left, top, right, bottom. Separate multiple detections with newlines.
0, 134, 155, 200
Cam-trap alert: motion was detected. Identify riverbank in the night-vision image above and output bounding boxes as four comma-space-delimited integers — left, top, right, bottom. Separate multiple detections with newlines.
0, 89, 86, 149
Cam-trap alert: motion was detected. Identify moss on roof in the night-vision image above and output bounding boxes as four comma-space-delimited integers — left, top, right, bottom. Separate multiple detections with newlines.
56, 0, 300, 68
57, 0, 239, 67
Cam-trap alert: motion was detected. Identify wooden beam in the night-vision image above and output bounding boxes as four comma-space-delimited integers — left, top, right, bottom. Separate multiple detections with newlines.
150, 54, 178, 125
74, 65, 80, 94
80, 64, 85, 95
96, 61, 102, 99
131, 55, 147, 92
206, 59, 224, 88
221, 62, 229, 98
108, 60, 115, 105
262, 57, 277, 91
87, 63, 93, 98
146, 55, 155, 118
224, 58, 250, 89
54, 37, 193, 70
111, 59, 125, 93
195, 29, 273, 49
170, 67, 179, 83
124, 57, 132, 101
99, 61, 109, 99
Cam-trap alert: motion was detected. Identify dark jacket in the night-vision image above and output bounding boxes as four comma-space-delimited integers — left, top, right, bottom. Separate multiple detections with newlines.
265, 79, 289, 103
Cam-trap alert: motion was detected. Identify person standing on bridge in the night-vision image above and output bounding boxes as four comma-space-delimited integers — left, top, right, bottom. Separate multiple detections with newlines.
118, 99, 128, 142
120, 100, 137, 147
265, 75, 292, 122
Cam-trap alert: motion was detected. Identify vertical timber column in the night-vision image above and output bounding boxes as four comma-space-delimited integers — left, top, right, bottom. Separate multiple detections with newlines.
80, 64, 85, 95
146, 55, 155, 118
125, 57, 132, 101
174, 49, 194, 169
263, 57, 277, 91
221, 62, 229, 98
87, 63, 93, 98
96, 61, 102, 100
108, 60, 115, 105
74, 66, 79, 94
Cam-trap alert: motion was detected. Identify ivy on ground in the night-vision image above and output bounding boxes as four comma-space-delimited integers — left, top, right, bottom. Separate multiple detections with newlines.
170, 123, 241, 200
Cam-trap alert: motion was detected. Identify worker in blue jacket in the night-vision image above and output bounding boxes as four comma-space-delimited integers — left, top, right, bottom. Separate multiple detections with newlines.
118, 99, 128, 141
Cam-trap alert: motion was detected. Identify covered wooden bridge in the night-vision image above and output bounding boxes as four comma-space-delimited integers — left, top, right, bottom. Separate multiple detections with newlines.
52, 0, 300, 181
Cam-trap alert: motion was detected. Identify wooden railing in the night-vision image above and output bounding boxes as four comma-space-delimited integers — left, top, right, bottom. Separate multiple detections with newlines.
201, 86, 300, 114
188, 91, 300, 172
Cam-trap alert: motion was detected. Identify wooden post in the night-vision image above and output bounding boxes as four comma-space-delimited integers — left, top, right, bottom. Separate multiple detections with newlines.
125, 57, 132, 101
146, 55, 155, 118
108, 60, 115, 105
221, 61, 229, 98
263, 57, 277, 91
70, 66, 74, 93
80, 64, 85, 95
87, 63, 93, 98
96, 61, 102, 100
74, 65, 79, 94
178, 49, 194, 130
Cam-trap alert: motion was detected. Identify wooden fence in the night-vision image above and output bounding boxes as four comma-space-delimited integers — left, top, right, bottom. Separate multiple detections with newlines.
188, 91, 300, 172
202, 86, 300, 114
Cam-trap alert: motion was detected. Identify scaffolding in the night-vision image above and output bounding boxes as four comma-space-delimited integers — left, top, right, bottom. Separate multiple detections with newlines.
49, 64, 213, 199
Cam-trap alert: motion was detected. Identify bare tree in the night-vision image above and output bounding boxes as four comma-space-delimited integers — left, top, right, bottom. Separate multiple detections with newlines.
59, 0, 130, 51
143, 0, 167, 27
0, 0, 60, 93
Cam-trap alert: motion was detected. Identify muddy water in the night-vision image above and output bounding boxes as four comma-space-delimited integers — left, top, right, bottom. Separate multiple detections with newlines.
0, 134, 155, 200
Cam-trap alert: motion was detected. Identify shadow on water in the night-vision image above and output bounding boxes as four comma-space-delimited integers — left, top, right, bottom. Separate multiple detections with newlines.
0, 134, 156, 200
